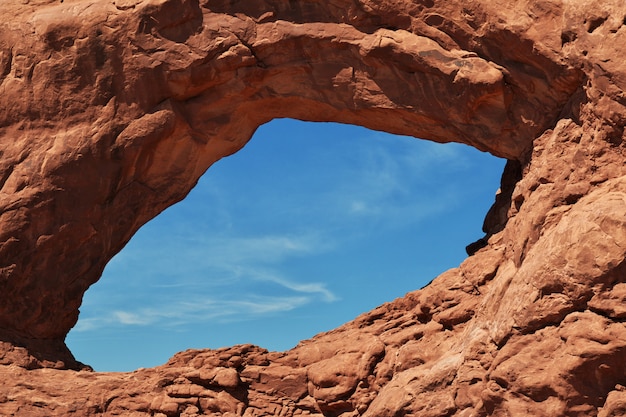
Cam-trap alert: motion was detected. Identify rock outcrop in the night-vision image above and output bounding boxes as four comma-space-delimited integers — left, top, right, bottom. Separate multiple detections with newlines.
1, 0, 626, 415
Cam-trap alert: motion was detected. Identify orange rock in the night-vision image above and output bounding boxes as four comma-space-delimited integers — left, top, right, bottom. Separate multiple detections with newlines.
1, 0, 626, 415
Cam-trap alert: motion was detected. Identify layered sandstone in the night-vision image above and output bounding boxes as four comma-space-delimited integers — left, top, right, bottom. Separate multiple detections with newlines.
1, 0, 626, 415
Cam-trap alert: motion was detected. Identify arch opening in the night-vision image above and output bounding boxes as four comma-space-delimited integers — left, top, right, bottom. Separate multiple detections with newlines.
66, 119, 506, 371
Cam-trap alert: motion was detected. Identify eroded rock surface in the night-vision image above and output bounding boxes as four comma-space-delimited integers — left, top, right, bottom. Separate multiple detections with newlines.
1, 0, 626, 415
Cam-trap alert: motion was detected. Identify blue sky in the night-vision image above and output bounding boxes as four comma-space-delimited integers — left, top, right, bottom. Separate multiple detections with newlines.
66, 119, 506, 372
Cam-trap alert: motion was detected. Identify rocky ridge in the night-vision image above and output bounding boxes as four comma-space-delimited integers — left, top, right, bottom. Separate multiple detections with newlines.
1, 0, 626, 415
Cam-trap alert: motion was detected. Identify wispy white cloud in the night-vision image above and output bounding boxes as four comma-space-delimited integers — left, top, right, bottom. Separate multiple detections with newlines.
349, 200, 369, 214
242, 268, 339, 302
113, 311, 153, 326
228, 296, 310, 315
108, 232, 329, 272
74, 293, 317, 332
77, 230, 339, 332
303, 135, 467, 233
199, 233, 328, 266
71, 317, 102, 332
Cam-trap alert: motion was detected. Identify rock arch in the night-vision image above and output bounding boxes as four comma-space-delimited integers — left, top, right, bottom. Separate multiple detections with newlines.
66, 118, 506, 370
2, 0, 626, 415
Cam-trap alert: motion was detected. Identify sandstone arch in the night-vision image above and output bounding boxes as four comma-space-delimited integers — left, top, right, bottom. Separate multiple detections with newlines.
2, 0, 626, 415
66, 118, 505, 371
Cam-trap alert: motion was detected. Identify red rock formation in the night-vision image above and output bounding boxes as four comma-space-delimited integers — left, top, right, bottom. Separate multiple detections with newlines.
1, 0, 625, 415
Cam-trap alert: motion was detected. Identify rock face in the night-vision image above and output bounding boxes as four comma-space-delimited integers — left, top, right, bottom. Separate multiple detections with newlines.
1, 0, 626, 415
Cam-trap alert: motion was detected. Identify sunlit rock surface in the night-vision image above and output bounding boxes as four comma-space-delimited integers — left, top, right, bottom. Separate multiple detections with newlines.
1, 0, 626, 415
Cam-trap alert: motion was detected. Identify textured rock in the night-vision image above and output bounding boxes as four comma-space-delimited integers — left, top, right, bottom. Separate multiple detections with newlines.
1, 0, 626, 415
